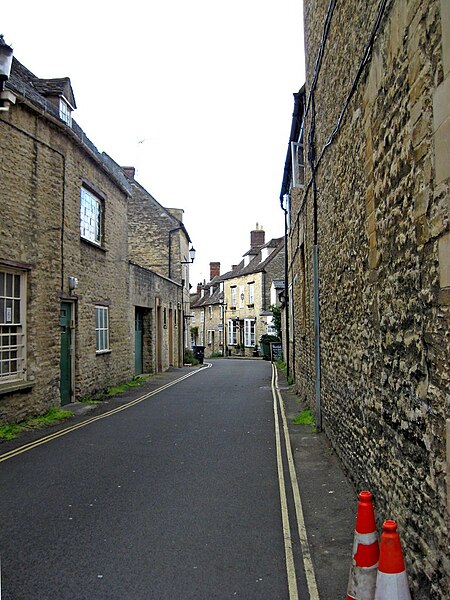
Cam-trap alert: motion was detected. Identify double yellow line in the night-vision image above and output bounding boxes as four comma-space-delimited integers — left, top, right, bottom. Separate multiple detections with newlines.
271, 362, 320, 600
0, 364, 211, 464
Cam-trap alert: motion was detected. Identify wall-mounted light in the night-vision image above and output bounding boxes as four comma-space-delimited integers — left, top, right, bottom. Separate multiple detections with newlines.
0, 36, 14, 112
181, 246, 196, 264
68, 276, 78, 291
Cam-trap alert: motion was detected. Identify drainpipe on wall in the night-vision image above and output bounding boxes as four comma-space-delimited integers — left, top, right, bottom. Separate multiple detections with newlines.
282, 195, 290, 382
310, 93, 322, 432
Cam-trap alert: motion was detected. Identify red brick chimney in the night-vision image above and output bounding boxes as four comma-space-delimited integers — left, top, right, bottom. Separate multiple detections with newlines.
122, 166, 136, 179
197, 283, 203, 294
250, 223, 265, 248
210, 262, 220, 279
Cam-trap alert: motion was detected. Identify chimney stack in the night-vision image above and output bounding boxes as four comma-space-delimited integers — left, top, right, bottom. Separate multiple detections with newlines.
197, 283, 203, 294
122, 166, 136, 179
210, 262, 220, 280
250, 223, 265, 249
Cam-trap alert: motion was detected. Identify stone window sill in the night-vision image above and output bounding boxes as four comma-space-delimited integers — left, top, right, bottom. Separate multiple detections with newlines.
0, 380, 35, 397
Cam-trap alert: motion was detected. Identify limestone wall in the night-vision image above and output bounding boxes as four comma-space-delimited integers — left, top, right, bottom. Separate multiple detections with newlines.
290, 0, 449, 596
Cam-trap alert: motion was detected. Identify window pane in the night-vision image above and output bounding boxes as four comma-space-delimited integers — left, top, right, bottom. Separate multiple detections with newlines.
0, 273, 4, 295
14, 275, 20, 298
5, 274, 12, 297
13, 300, 20, 324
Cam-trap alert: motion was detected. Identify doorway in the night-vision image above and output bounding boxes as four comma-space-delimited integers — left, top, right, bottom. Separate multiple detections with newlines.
59, 302, 72, 405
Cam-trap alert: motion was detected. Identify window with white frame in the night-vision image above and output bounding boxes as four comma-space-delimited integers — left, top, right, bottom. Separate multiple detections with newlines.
95, 306, 109, 353
59, 98, 72, 126
0, 268, 26, 383
80, 187, 102, 245
200, 309, 205, 323
244, 318, 255, 347
207, 329, 214, 345
208, 305, 213, 319
248, 282, 255, 305
220, 304, 224, 319
227, 319, 237, 345
199, 331, 204, 345
230, 286, 236, 308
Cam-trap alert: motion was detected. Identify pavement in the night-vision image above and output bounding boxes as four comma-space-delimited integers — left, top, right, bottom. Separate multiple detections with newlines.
275, 364, 357, 599
0, 360, 357, 599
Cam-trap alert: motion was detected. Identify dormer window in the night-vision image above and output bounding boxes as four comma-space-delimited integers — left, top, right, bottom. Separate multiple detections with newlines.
59, 97, 72, 126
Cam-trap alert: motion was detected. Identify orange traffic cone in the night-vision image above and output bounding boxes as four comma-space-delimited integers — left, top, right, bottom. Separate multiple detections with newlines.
374, 520, 411, 599
346, 491, 379, 600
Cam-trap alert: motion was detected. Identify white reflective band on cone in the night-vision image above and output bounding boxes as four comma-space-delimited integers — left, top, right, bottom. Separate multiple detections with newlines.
375, 571, 412, 600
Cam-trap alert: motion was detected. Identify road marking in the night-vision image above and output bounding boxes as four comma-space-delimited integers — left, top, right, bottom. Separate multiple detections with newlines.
0, 364, 212, 464
272, 363, 320, 600
272, 370, 299, 600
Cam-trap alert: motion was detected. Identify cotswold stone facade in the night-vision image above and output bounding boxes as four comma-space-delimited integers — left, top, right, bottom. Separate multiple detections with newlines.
195, 228, 284, 358
0, 56, 191, 423
0, 58, 133, 422
282, 1, 449, 597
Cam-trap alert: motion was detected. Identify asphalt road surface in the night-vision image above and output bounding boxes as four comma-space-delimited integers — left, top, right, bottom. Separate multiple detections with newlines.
0, 359, 317, 600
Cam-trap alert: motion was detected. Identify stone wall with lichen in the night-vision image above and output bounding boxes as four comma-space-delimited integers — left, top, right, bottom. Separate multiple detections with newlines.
289, 0, 449, 597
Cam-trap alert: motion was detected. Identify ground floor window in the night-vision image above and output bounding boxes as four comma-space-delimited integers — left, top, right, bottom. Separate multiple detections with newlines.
0, 268, 26, 383
207, 329, 214, 345
244, 318, 255, 347
227, 319, 237, 345
95, 305, 109, 353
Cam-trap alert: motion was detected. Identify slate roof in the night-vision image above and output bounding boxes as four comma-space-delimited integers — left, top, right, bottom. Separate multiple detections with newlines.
191, 278, 224, 309
219, 237, 284, 281
8, 59, 77, 109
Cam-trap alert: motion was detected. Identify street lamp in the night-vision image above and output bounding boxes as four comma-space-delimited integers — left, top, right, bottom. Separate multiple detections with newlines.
0, 36, 14, 111
181, 246, 196, 264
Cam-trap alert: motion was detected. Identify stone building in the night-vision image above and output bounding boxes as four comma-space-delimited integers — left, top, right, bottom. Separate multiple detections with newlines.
0, 53, 191, 423
190, 262, 224, 358
121, 166, 191, 369
281, 1, 449, 597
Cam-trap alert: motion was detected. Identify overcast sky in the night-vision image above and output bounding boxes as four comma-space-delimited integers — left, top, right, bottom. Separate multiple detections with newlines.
3, 0, 305, 286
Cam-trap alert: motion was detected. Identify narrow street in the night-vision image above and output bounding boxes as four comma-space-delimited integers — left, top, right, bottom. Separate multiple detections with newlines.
0, 359, 351, 600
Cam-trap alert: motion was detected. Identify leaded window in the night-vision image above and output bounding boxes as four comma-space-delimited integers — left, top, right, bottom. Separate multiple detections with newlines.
80, 187, 102, 245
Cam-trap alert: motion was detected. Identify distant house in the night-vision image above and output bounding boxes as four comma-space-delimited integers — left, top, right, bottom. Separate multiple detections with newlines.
190, 263, 224, 358
0, 53, 193, 423
191, 227, 284, 359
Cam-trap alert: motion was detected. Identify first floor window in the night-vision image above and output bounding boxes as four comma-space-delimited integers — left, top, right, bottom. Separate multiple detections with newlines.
80, 187, 102, 245
228, 319, 237, 345
248, 282, 255, 305
230, 287, 237, 308
95, 306, 109, 353
0, 268, 26, 383
244, 318, 255, 347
